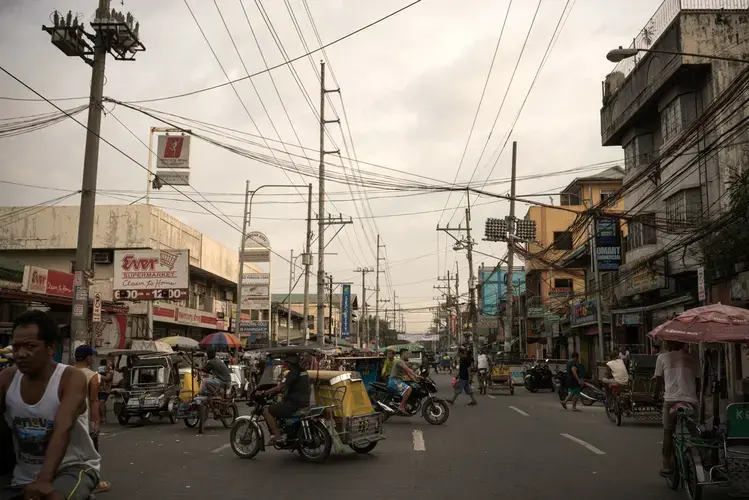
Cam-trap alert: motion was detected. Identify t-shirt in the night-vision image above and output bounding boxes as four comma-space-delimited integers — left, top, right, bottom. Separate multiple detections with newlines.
283, 365, 310, 408
390, 359, 408, 380
458, 356, 473, 381
477, 354, 489, 370
566, 361, 582, 388
381, 358, 395, 378
655, 350, 699, 404
606, 359, 629, 385
203, 358, 231, 385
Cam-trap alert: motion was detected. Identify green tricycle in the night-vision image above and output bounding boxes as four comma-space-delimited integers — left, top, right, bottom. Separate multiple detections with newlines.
650, 304, 749, 500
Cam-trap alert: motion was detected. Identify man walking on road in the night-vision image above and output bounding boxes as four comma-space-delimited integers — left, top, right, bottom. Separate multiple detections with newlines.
449, 348, 477, 406
561, 352, 584, 411
654, 341, 699, 476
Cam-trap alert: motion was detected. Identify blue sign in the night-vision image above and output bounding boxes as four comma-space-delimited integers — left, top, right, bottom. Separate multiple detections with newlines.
341, 285, 351, 338
481, 268, 526, 316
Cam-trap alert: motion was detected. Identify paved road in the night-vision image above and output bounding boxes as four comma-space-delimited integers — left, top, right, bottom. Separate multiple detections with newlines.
94, 374, 729, 499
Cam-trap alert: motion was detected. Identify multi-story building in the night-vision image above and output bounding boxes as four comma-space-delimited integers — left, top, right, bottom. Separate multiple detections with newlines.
0, 204, 253, 349
600, 0, 749, 350
477, 264, 525, 346
270, 292, 359, 343
523, 166, 624, 363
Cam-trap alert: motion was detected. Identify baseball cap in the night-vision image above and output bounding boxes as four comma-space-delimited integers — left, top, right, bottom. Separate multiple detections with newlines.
74, 345, 97, 358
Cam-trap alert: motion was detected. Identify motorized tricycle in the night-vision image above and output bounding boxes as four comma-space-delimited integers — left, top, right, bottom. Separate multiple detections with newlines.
606, 354, 661, 425
112, 352, 183, 425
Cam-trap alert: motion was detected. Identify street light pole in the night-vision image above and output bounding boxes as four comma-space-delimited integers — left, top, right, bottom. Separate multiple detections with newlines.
303, 184, 313, 346
606, 46, 749, 64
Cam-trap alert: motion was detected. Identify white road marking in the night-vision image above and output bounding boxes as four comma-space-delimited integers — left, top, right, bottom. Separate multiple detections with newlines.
509, 406, 530, 417
488, 395, 496, 399
211, 443, 231, 454
560, 433, 606, 455
412, 429, 426, 451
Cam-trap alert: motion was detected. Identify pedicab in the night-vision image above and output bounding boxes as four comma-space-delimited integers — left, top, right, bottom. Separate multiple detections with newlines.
606, 354, 661, 426
482, 352, 514, 396
228, 346, 385, 461
649, 303, 749, 499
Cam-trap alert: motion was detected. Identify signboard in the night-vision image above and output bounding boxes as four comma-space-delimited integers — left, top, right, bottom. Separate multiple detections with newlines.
155, 171, 190, 186
242, 285, 269, 298
242, 273, 269, 285
595, 218, 622, 271
240, 298, 270, 309
152, 303, 220, 330
92, 293, 102, 323
480, 267, 526, 316
113, 249, 189, 301
241, 231, 271, 263
22, 266, 74, 299
156, 134, 190, 169
549, 287, 571, 296
697, 266, 706, 301
239, 320, 269, 335
340, 284, 351, 339
397, 333, 439, 342
571, 300, 597, 326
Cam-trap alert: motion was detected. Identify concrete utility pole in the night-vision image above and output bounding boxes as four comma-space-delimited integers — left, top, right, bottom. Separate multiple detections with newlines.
286, 249, 293, 345
316, 60, 341, 346
464, 203, 479, 356
302, 184, 313, 345
355, 267, 374, 347
504, 141, 518, 353
435, 271, 453, 344
375, 235, 385, 350
328, 274, 334, 343
42, 1, 145, 361
590, 185, 605, 361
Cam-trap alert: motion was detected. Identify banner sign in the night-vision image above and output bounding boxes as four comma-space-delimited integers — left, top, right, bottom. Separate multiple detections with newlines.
113, 249, 189, 301
595, 217, 622, 271
340, 284, 351, 338
397, 333, 439, 342
239, 320, 269, 335
241, 232, 271, 263
22, 266, 74, 299
156, 134, 190, 169
241, 298, 269, 309
571, 300, 597, 326
242, 273, 269, 285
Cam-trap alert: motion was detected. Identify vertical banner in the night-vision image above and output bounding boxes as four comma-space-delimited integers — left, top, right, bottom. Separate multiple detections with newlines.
340, 284, 351, 339
595, 217, 622, 271
239, 232, 271, 339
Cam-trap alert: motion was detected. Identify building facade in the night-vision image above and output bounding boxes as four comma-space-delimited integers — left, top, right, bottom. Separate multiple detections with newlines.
0, 204, 253, 348
600, 1, 749, 352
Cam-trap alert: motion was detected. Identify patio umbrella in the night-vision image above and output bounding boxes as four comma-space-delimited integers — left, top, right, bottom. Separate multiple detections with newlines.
199, 332, 242, 349
647, 303, 749, 344
160, 336, 199, 349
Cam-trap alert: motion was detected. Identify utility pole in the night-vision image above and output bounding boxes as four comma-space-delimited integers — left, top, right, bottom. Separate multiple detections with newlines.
43, 2, 145, 361
393, 290, 398, 333
435, 272, 453, 344
590, 185, 605, 361
454, 268, 460, 345
355, 267, 374, 347
464, 203, 479, 356
504, 141, 517, 354
302, 184, 313, 345
286, 249, 293, 345
375, 235, 385, 350
328, 274, 334, 345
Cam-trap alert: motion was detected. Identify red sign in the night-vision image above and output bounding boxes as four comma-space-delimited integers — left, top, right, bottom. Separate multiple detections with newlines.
22, 266, 74, 299
163, 136, 185, 158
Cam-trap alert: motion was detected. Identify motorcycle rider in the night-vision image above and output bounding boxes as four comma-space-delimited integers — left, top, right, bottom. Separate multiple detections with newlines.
260, 353, 310, 445
201, 348, 231, 396
477, 349, 490, 387
389, 349, 420, 414
602, 350, 629, 388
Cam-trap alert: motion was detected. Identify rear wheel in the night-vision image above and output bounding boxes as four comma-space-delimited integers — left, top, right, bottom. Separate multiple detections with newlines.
615, 402, 623, 427
168, 397, 179, 424
221, 403, 239, 428
117, 413, 130, 426
230, 419, 262, 459
197, 404, 206, 434
509, 382, 515, 395
605, 398, 617, 423
683, 450, 703, 500
298, 421, 332, 463
350, 442, 378, 454
664, 449, 680, 491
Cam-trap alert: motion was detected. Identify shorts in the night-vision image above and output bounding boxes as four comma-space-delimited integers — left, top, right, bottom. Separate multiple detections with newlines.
454, 379, 473, 394
568, 387, 582, 396
268, 402, 299, 419
1, 465, 99, 500
663, 401, 697, 430
388, 378, 410, 396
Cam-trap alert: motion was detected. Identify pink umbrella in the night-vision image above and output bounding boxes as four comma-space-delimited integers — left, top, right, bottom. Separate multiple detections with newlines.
648, 303, 749, 343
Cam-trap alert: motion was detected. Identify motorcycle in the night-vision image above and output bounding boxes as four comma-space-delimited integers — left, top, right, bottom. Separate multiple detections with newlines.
555, 369, 568, 400
580, 379, 609, 407
368, 372, 450, 425
229, 390, 334, 462
523, 360, 555, 393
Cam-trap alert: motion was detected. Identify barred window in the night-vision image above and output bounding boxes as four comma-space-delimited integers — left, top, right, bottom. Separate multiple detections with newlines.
666, 188, 702, 231
661, 98, 682, 145
627, 213, 657, 250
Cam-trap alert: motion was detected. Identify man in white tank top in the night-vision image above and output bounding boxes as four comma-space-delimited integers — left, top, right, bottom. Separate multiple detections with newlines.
0, 310, 100, 500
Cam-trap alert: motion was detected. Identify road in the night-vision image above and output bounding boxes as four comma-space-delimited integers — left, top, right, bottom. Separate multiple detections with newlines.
94, 373, 724, 500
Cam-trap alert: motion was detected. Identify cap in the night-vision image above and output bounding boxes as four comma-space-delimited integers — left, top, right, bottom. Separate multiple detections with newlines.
74, 345, 97, 358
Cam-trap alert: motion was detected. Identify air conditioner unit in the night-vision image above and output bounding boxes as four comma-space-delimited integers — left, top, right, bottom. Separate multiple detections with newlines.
92, 251, 111, 264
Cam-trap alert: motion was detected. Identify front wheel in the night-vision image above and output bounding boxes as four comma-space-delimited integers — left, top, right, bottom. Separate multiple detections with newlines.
605, 399, 617, 423
683, 450, 703, 500
197, 404, 206, 434
117, 413, 130, 426
221, 403, 239, 428
350, 442, 378, 454
509, 382, 515, 395
422, 399, 450, 425
230, 419, 262, 459
298, 421, 332, 463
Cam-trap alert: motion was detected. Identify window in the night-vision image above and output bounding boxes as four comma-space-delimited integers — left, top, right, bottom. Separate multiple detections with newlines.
627, 213, 657, 250
553, 231, 573, 250
554, 278, 573, 289
561, 190, 582, 206
666, 188, 702, 231
600, 190, 616, 203
661, 98, 682, 145
624, 134, 654, 171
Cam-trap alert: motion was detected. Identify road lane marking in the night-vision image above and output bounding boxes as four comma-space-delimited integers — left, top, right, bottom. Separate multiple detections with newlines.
412, 429, 426, 451
509, 406, 530, 417
211, 443, 231, 454
488, 395, 496, 399
560, 433, 606, 455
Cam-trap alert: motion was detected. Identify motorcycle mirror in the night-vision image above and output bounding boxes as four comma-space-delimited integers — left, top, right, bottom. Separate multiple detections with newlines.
545, 359, 550, 363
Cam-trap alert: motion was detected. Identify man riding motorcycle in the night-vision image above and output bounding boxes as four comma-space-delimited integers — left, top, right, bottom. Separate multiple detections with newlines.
259, 353, 310, 445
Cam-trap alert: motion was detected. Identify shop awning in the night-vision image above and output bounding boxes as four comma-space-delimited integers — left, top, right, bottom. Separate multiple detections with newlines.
611, 295, 694, 315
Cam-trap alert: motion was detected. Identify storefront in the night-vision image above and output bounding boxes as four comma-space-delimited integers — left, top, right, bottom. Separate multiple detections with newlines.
612, 295, 694, 353
570, 300, 612, 373
151, 302, 227, 341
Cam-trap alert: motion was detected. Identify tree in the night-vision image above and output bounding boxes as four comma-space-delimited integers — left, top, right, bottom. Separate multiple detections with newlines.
701, 169, 749, 276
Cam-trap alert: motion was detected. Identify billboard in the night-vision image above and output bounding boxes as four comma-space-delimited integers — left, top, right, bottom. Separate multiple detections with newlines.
340, 284, 351, 338
397, 333, 439, 342
156, 134, 190, 169
480, 267, 525, 316
594, 217, 622, 271
22, 266, 74, 299
113, 249, 189, 300
241, 232, 271, 263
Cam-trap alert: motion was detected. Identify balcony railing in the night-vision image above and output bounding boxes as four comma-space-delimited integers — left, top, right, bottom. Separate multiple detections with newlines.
606, 0, 749, 96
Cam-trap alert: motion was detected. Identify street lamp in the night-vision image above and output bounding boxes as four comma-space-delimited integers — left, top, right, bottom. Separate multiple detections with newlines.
606, 46, 749, 64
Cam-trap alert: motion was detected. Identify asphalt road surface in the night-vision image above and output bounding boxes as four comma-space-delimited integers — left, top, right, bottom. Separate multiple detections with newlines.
94, 374, 730, 500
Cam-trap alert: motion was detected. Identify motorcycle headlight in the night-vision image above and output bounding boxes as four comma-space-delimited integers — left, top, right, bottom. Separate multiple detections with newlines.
157, 395, 165, 404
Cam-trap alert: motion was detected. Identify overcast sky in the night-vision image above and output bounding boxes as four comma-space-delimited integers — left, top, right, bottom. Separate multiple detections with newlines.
0, 0, 664, 331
